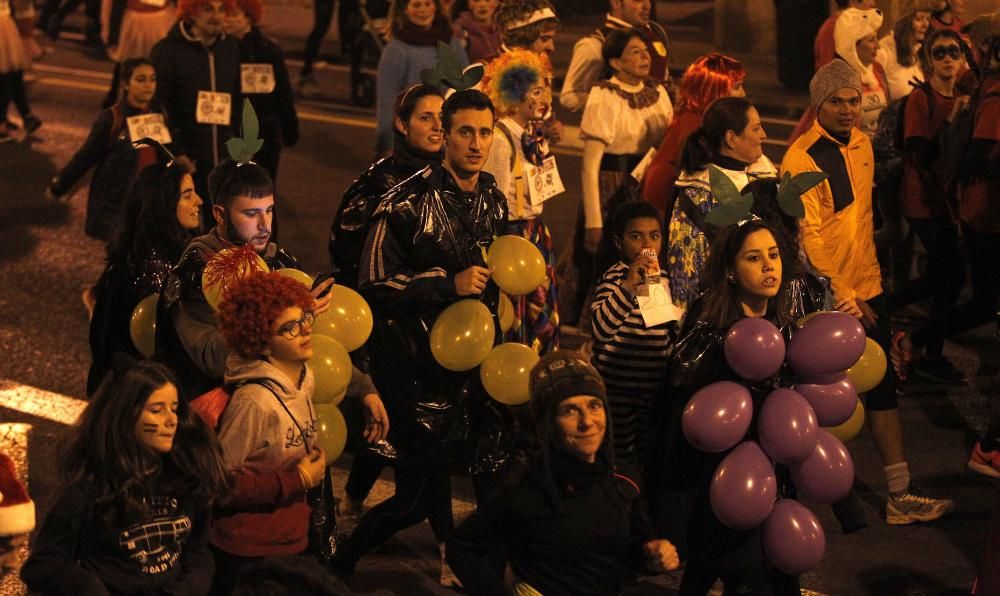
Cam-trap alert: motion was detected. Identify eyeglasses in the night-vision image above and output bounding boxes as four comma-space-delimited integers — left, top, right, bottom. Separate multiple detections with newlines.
931, 45, 962, 61
276, 311, 315, 339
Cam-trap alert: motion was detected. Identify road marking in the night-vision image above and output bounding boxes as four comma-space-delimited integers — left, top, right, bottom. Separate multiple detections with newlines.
0, 381, 86, 426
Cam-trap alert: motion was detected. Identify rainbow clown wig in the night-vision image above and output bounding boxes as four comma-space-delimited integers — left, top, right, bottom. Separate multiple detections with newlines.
676, 53, 746, 115
481, 50, 552, 116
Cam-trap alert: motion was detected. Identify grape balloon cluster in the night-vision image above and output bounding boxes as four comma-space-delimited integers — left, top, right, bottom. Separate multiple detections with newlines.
681, 312, 886, 575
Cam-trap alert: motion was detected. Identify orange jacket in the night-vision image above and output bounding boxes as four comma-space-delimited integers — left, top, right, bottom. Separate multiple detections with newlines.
780, 120, 882, 303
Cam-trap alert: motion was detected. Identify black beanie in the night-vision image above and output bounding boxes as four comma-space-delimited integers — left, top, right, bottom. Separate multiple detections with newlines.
529, 351, 607, 430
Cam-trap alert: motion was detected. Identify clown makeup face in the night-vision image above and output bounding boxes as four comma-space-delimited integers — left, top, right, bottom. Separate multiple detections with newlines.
514, 80, 552, 124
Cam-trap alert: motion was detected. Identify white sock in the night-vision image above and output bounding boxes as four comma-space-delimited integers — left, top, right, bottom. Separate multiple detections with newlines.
884, 462, 910, 495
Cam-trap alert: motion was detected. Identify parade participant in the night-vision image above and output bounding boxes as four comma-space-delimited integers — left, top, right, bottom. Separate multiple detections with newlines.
329, 83, 445, 288
453, 0, 501, 63
590, 201, 676, 464
330, 89, 508, 578
0, 451, 33, 577
157, 125, 334, 399
573, 29, 673, 324
834, 8, 889, 138
150, 0, 241, 213
87, 157, 202, 396
781, 59, 953, 525
225, 0, 299, 183
22, 361, 229, 595
210, 269, 386, 595
893, 28, 969, 384
930, 0, 965, 34
100, 0, 175, 107
482, 49, 560, 353
297, 0, 353, 97
664, 96, 775, 311
877, 0, 939, 101
643, 53, 746, 216
46, 58, 167, 240
560, 0, 671, 112
493, 0, 559, 57
447, 351, 679, 595
0, 0, 41, 142
814, 0, 877, 70
374, 0, 466, 156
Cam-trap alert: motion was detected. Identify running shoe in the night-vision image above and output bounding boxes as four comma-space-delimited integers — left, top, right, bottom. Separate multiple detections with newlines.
968, 442, 1000, 479
886, 486, 954, 525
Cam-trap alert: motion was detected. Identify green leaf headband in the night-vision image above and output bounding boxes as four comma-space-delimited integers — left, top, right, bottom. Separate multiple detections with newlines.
421, 41, 485, 91
704, 166, 829, 227
225, 99, 264, 164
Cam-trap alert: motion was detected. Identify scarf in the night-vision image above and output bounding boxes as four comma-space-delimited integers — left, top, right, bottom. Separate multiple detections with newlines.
393, 17, 454, 47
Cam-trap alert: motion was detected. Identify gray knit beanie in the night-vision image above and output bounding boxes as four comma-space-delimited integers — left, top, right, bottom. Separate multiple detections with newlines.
809, 59, 863, 109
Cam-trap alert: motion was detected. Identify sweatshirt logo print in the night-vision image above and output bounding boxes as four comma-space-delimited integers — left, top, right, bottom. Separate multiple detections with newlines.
118, 497, 192, 575
285, 418, 318, 449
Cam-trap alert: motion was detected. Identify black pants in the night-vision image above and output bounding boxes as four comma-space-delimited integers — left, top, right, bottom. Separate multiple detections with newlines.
0, 72, 31, 120
948, 224, 1000, 337
52, 0, 101, 36
301, 0, 358, 76
863, 294, 898, 411
333, 467, 453, 572
906, 217, 964, 359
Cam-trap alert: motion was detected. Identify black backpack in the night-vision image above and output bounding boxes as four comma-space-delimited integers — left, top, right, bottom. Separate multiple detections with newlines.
872, 83, 933, 188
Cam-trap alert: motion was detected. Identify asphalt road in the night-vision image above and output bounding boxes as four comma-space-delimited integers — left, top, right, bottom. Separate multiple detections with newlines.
1, 23, 998, 596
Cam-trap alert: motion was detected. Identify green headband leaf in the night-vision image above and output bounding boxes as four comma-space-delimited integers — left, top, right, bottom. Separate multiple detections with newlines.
225, 99, 264, 164
704, 165, 755, 226
421, 41, 484, 91
776, 171, 828, 219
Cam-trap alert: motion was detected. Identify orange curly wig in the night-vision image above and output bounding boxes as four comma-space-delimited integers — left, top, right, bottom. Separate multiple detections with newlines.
177, 0, 236, 23
676, 53, 746, 116
218, 271, 315, 358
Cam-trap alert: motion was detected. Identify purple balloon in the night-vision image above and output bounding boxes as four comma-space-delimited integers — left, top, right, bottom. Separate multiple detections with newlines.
710, 441, 777, 529
724, 318, 786, 381
758, 389, 819, 465
682, 381, 753, 453
791, 429, 855, 504
796, 375, 859, 427
763, 499, 826, 574
787, 312, 866, 378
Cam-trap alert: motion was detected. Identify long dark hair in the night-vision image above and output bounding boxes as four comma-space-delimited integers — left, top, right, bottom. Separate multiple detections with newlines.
698, 221, 795, 329
59, 361, 229, 521
894, 13, 922, 67
678, 96, 754, 174
106, 161, 196, 266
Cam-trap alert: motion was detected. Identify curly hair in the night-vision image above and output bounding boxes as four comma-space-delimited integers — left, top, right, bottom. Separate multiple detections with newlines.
177, 0, 235, 22
676, 53, 746, 115
218, 271, 315, 358
481, 50, 551, 115
232, 0, 263, 24
495, 0, 559, 47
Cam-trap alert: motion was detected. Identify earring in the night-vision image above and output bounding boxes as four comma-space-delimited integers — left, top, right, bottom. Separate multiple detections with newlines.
727, 273, 735, 283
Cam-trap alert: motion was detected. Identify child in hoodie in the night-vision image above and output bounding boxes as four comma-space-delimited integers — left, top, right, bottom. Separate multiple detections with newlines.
454, 0, 501, 63
212, 270, 388, 593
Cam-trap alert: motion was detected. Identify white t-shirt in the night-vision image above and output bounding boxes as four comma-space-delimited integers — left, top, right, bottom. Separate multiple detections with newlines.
580, 77, 673, 155
877, 33, 924, 100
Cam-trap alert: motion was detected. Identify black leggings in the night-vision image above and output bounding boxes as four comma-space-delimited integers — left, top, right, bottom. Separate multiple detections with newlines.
0, 71, 31, 120
906, 217, 964, 359
948, 224, 1000, 337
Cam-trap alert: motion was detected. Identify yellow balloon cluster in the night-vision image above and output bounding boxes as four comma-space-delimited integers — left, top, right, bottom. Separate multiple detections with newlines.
480, 343, 540, 405
309, 335, 353, 404
313, 285, 374, 352
846, 338, 887, 394
430, 299, 495, 371
313, 403, 348, 462
129, 294, 159, 358
487, 235, 546, 296
824, 398, 865, 442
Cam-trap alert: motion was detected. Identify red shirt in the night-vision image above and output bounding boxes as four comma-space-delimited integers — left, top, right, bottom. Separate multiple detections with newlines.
642, 110, 701, 216
901, 85, 956, 219
960, 78, 1000, 234
814, 13, 838, 71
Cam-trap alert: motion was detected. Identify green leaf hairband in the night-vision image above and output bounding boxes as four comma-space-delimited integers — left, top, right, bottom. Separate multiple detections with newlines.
703, 166, 829, 227
421, 41, 485, 91
225, 99, 264, 165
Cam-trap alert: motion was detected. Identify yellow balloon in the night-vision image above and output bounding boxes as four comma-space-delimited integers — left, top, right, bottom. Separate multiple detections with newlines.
313, 285, 374, 352
480, 343, 540, 405
487, 235, 546, 296
846, 338, 887, 394
498, 293, 515, 334
129, 294, 159, 358
308, 335, 353, 404
313, 403, 348, 462
824, 398, 865, 443
202, 250, 269, 310
430, 299, 496, 371
276, 268, 315, 287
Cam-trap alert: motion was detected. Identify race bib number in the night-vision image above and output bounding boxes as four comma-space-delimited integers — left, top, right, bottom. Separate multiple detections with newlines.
637, 280, 683, 328
241, 63, 276, 94
127, 113, 172, 145
139, 0, 167, 7
196, 91, 231, 125
524, 156, 565, 204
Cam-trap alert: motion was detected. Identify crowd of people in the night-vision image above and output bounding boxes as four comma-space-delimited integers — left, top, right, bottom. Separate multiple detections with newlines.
1, 0, 1000, 593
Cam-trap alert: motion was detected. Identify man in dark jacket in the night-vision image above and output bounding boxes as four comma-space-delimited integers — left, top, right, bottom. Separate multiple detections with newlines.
150, 0, 242, 220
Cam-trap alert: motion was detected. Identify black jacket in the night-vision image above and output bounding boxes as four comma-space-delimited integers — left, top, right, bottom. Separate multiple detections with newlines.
358, 166, 510, 472
235, 27, 298, 149
150, 23, 242, 170
52, 102, 169, 240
